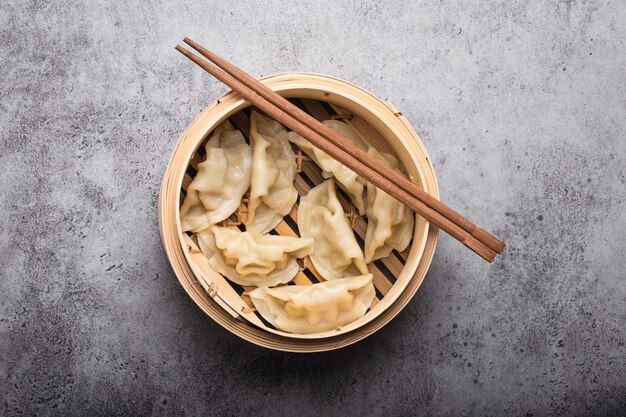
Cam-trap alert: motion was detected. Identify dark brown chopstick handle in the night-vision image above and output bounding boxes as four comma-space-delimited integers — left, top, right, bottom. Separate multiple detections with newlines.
183, 37, 505, 255
175, 44, 497, 262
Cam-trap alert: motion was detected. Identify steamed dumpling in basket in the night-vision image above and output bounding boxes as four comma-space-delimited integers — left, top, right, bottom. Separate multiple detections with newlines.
179, 120, 252, 232
363, 147, 414, 263
288, 120, 368, 214
249, 274, 375, 334
198, 226, 313, 287
245, 111, 298, 234
297, 179, 369, 280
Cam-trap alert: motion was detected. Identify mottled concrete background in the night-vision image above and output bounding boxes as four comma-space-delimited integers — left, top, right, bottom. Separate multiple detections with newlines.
1, 0, 625, 416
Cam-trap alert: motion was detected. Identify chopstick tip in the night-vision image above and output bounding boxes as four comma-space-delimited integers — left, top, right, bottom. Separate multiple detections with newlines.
174, 44, 189, 56
464, 237, 498, 263
472, 227, 506, 254
184, 37, 200, 49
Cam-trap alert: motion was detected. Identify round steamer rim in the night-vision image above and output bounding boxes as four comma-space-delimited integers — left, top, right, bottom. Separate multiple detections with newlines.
178, 75, 427, 340
159, 72, 439, 351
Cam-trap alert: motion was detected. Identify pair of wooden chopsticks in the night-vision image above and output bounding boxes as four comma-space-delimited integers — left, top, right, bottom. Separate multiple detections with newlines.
175, 38, 505, 262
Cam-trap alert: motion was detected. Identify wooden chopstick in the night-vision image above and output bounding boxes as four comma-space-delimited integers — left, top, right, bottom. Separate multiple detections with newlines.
183, 38, 505, 256
175, 42, 503, 262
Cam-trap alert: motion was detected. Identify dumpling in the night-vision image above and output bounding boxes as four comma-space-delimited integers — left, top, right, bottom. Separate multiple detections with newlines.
363, 147, 414, 263
288, 120, 368, 214
197, 225, 313, 287
297, 180, 368, 280
249, 274, 375, 334
180, 120, 252, 232
245, 111, 298, 234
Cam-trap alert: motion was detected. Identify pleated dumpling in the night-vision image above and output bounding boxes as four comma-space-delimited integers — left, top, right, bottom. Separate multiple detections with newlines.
288, 120, 368, 214
249, 274, 375, 334
363, 147, 414, 263
197, 226, 314, 287
245, 111, 298, 234
297, 180, 368, 280
180, 120, 252, 232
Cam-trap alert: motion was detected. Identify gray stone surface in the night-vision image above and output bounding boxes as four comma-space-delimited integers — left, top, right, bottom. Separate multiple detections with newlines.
1, 0, 625, 415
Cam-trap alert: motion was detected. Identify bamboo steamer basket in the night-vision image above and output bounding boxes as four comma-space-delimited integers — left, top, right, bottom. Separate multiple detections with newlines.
158, 72, 439, 352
